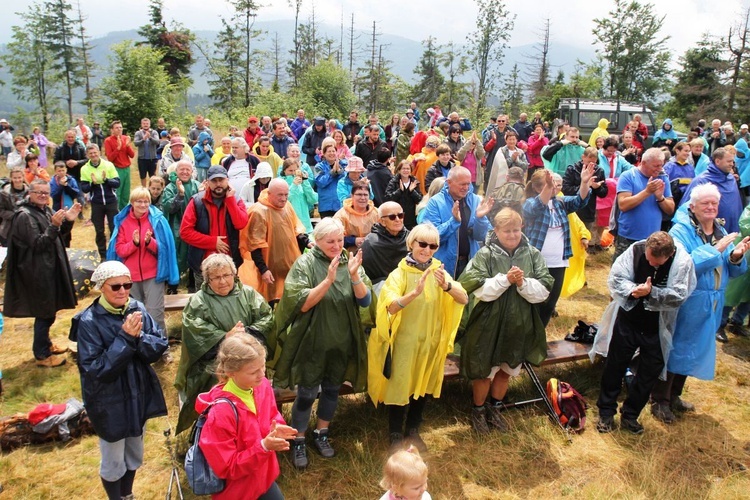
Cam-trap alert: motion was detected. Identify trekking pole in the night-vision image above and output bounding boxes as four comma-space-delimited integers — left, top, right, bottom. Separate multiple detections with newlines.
164, 425, 185, 500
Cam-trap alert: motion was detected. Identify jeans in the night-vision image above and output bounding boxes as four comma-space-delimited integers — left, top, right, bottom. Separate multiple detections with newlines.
721, 302, 750, 327
33, 317, 56, 359
291, 380, 342, 433
91, 202, 118, 259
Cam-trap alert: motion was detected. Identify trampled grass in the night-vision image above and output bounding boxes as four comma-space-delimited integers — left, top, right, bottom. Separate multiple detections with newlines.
1, 161, 750, 499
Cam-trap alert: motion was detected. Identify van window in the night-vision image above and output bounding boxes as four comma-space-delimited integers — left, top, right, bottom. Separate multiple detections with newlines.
578, 111, 618, 130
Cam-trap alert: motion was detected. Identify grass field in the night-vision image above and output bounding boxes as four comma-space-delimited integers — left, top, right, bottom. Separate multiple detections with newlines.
2, 161, 750, 499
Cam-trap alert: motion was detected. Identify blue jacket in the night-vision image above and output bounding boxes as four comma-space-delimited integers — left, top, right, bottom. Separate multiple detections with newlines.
106, 205, 180, 285
419, 183, 490, 277
691, 152, 711, 175
72, 298, 167, 442
192, 131, 214, 169
314, 160, 345, 213
668, 209, 746, 379
735, 137, 750, 188
49, 174, 80, 211
597, 151, 632, 178
336, 174, 374, 205
680, 163, 744, 233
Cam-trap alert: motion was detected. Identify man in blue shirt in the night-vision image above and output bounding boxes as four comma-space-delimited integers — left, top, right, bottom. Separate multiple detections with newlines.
613, 148, 675, 262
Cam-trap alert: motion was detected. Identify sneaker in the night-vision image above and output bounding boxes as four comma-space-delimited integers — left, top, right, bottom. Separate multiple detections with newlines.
313, 429, 334, 458
405, 428, 427, 452
596, 415, 615, 433
49, 343, 69, 355
166, 287, 178, 295
671, 397, 695, 413
291, 437, 308, 469
471, 406, 490, 435
35, 355, 66, 368
161, 350, 174, 364
727, 322, 750, 338
620, 417, 644, 435
651, 402, 675, 424
486, 404, 509, 432
716, 327, 729, 343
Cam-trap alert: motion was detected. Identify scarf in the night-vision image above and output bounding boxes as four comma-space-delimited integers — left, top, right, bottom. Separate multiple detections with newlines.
405, 253, 432, 271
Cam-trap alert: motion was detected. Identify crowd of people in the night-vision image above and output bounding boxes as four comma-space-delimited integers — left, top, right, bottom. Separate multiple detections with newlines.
2, 106, 750, 499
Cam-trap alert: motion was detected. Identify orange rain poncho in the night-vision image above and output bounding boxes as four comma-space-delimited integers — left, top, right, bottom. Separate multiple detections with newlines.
239, 190, 304, 302
409, 147, 438, 195
333, 198, 379, 252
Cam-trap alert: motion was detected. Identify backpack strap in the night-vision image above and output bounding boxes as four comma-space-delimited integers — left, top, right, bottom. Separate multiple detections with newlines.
207, 397, 239, 433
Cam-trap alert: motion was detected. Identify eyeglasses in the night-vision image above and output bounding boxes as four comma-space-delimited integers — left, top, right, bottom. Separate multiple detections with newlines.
382, 212, 405, 221
30, 190, 50, 196
426, 144, 437, 148
353, 193, 370, 197
107, 282, 133, 291
209, 273, 234, 283
416, 241, 439, 250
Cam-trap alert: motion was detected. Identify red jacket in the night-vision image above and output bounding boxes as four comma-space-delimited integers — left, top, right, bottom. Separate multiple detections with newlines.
179, 192, 248, 262
243, 127, 264, 147
196, 379, 285, 500
104, 135, 136, 168
115, 210, 158, 281
527, 134, 549, 168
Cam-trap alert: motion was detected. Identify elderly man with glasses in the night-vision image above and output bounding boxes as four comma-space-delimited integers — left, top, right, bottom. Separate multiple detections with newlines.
4, 179, 82, 367
361, 201, 410, 293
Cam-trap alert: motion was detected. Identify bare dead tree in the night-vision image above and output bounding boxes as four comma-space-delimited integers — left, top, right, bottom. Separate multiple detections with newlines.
727, 8, 750, 116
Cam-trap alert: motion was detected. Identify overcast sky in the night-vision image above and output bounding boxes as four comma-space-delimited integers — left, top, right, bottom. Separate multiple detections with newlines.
2, 0, 749, 54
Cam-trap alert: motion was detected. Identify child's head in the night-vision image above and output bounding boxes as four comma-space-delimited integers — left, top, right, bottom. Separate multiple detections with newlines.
215, 334, 267, 390
148, 175, 165, 200
54, 161, 67, 176
380, 447, 428, 500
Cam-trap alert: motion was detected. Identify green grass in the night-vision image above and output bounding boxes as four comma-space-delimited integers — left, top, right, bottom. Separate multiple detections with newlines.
2, 161, 750, 498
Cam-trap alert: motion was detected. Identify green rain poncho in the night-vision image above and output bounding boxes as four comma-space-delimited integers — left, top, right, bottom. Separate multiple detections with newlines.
174, 279, 273, 433
725, 204, 750, 307
269, 246, 371, 391
458, 236, 553, 379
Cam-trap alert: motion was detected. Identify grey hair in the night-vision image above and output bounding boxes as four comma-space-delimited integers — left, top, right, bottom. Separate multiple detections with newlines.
688, 183, 721, 205
313, 217, 345, 241
200, 253, 237, 283
231, 137, 250, 153
641, 147, 664, 165
447, 165, 471, 180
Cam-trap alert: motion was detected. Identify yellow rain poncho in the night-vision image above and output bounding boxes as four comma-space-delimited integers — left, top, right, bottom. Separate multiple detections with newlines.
588, 118, 610, 147
367, 258, 465, 407
560, 211, 591, 298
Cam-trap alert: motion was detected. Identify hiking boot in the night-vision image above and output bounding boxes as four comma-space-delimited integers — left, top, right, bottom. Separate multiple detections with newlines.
405, 428, 427, 452
651, 402, 675, 424
291, 437, 308, 469
620, 417, 644, 435
716, 327, 729, 343
49, 343, 69, 355
727, 321, 750, 338
313, 429, 334, 458
471, 406, 490, 435
596, 415, 615, 433
166, 286, 178, 295
36, 354, 66, 368
486, 404, 509, 432
671, 397, 695, 413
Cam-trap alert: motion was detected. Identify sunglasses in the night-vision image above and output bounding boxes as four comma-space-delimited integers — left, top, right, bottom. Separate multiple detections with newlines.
107, 282, 133, 291
382, 212, 405, 221
416, 241, 439, 250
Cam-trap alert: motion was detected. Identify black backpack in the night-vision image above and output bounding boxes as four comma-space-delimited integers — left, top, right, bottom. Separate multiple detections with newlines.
185, 397, 238, 495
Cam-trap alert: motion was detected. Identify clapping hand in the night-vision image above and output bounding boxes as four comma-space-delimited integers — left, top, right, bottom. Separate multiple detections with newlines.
434, 264, 448, 289
64, 202, 82, 221
123, 312, 143, 338
452, 200, 461, 222
348, 250, 363, 278
226, 321, 245, 337
730, 236, 750, 259
631, 277, 652, 298
414, 268, 431, 296
144, 230, 153, 246
506, 266, 524, 286
476, 197, 494, 219
325, 255, 340, 284
262, 421, 297, 452
133, 229, 140, 246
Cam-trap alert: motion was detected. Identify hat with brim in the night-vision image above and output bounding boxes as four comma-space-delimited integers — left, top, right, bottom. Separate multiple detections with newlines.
29, 403, 68, 426
207, 165, 228, 180
345, 157, 365, 172
169, 137, 186, 147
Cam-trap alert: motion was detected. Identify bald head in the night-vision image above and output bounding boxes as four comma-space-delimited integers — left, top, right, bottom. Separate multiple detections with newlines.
378, 201, 402, 217
267, 178, 289, 208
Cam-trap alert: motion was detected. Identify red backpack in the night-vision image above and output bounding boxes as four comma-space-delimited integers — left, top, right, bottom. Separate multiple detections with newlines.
546, 378, 587, 433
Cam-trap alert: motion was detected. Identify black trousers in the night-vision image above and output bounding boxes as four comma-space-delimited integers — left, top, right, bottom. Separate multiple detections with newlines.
597, 318, 664, 420
539, 267, 566, 326
387, 396, 429, 434
91, 201, 118, 259
651, 372, 688, 405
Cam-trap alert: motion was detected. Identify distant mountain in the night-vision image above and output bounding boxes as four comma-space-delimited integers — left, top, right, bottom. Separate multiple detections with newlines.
0, 19, 596, 118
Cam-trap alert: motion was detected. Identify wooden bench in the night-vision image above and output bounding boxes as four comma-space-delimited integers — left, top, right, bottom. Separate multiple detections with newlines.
164, 294, 192, 312
272, 339, 591, 405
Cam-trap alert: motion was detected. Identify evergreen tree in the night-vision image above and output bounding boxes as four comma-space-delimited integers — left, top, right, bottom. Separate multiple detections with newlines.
74, 0, 97, 118
439, 41, 470, 111
98, 42, 176, 134
45, 0, 84, 124
202, 19, 247, 110
411, 37, 445, 106
1, 7, 60, 130
502, 64, 524, 119
137, 0, 194, 87
229, 0, 265, 108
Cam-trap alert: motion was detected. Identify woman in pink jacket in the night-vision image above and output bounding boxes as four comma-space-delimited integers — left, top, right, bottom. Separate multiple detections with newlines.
527, 123, 549, 181
197, 334, 297, 500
